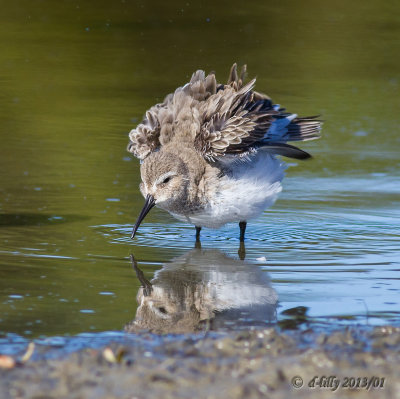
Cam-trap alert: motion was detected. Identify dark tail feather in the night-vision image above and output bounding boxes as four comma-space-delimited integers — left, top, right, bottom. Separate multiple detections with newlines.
287, 115, 322, 142
260, 142, 311, 160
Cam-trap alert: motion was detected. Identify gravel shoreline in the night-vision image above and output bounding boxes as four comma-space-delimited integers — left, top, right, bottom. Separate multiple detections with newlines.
1, 326, 399, 399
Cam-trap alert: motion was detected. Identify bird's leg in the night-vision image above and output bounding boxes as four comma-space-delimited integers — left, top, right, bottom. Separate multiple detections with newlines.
239, 221, 247, 242
238, 221, 247, 259
195, 226, 202, 241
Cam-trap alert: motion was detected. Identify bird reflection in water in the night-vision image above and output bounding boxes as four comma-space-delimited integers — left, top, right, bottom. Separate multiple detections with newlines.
125, 249, 277, 334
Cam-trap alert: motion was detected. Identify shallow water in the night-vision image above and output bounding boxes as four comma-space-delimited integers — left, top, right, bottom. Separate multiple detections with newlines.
0, 0, 399, 340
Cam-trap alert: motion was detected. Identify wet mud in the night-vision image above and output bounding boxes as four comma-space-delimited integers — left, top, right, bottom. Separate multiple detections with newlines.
1, 325, 399, 399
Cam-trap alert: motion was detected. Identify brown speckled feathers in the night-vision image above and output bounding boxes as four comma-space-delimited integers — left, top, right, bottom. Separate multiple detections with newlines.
128, 64, 321, 162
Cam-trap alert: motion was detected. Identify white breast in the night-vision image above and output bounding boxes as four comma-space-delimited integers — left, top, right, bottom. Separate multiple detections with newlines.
171, 153, 285, 228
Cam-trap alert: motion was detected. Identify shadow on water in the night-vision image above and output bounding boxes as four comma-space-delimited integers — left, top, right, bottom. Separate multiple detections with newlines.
126, 249, 278, 334
278, 306, 310, 330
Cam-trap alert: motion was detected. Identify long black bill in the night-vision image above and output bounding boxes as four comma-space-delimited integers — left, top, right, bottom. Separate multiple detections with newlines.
131, 194, 156, 239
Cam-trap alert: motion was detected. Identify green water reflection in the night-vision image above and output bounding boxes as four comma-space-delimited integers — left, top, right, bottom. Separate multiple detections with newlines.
0, 0, 399, 337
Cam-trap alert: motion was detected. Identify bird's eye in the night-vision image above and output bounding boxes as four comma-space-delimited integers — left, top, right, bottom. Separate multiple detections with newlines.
162, 176, 172, 184
158, 307, 167, 314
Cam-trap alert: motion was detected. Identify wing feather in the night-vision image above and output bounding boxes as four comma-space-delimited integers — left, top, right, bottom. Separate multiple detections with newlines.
127, 70, 218, 160
128, 63, 321, 162
127, 105, 162, 160
194, 64, 321, 161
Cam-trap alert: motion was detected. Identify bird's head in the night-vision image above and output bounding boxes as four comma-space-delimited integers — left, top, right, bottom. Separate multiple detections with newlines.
131, 150, 192, 239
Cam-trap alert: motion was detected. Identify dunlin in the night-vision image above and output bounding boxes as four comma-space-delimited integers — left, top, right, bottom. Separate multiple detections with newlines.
128, 64, 321, 241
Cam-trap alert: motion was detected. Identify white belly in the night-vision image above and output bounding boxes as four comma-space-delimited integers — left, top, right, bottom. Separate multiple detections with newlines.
171, 153, 285, 228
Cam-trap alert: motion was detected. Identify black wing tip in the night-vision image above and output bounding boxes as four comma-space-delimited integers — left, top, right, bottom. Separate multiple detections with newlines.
298, 151, 312, 160
289, 150, 313, 160
260, 142, 314, 160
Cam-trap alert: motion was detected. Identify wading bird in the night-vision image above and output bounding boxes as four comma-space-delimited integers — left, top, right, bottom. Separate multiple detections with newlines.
128, 64, 321, 241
